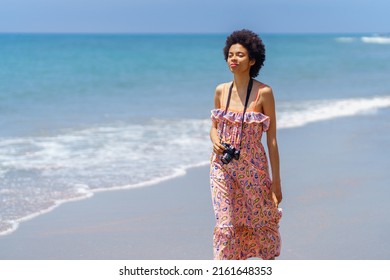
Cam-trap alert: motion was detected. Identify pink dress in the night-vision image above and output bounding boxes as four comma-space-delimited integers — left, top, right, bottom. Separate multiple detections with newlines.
210, 87, 282, 260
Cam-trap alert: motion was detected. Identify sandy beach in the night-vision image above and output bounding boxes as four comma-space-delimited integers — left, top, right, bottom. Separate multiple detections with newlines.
0, 107, 389, 260
0, 166, 215, 260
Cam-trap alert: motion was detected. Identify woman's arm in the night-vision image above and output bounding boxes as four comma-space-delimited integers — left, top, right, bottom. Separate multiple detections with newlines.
260, 86, 283, 206
210, 84, 225, 155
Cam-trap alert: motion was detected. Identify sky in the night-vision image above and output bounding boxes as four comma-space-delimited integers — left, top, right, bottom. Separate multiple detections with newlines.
1, 0, 390, 34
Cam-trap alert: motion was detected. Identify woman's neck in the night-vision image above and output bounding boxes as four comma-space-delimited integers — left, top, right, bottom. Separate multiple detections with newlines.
233, 74, 251, 93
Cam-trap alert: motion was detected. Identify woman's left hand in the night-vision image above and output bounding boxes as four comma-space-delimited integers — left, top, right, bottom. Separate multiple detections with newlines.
270, 180, 282, 207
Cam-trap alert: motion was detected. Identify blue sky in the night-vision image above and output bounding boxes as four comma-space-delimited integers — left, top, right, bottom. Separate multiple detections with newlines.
1, 0, 389, 34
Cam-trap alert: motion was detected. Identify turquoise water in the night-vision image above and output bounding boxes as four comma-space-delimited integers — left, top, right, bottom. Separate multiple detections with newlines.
0, 33, 389, 235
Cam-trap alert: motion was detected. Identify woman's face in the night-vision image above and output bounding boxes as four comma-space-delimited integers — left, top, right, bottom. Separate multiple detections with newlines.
227, 43, 255, 74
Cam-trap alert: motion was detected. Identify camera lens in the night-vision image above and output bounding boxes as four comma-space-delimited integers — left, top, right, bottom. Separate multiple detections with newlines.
221, 143, 235, 165
221, 152, 233, 164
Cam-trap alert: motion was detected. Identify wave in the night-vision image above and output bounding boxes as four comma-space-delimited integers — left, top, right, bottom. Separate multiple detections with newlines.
278, 95, 390, 129
335, 36, 390, 44
1, 95, 390, 236
0, 118, 212, 236
361, 36, 390, 44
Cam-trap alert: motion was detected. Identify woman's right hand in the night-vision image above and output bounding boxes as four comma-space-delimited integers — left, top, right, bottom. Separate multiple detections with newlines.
210, 123, 225, 155
212, 137, 225, 155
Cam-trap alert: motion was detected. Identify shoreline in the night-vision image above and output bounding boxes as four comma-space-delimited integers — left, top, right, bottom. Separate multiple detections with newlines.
0, 161, 210, 238
1, 109, 390, 259
0, 165, 216, 260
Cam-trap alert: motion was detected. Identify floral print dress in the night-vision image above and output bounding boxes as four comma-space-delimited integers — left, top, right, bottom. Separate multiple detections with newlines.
210, 99, 282, 260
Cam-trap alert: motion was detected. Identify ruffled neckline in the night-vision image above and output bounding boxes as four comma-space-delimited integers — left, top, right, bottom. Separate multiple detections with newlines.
211, 108, 270, 131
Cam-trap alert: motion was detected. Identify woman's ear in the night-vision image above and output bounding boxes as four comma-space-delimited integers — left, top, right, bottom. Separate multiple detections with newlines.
250, 59, 256, 66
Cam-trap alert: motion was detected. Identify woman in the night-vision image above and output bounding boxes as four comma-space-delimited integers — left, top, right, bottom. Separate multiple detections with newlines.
210, 29, 282, 260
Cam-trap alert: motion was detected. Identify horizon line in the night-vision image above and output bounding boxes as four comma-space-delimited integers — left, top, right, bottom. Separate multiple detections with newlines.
0, 31, 380, 36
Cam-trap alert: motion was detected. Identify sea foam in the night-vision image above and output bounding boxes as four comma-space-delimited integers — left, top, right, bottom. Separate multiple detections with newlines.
361, 36, 390, 44
278, 96, 390, 129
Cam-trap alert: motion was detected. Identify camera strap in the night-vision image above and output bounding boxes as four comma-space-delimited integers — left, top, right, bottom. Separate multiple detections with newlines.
221, 78, 253, 149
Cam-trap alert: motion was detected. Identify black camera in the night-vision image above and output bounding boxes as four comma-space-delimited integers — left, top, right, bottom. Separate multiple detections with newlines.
221, 142, 240, 164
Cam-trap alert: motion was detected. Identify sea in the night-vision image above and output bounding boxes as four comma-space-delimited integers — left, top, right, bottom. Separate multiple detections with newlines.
0, 33, 390, 236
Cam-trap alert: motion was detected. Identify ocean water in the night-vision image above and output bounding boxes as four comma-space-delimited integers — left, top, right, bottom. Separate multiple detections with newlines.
0, 33, 389, 235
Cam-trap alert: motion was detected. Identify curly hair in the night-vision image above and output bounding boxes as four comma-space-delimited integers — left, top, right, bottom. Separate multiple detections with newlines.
223, 29, 266, 78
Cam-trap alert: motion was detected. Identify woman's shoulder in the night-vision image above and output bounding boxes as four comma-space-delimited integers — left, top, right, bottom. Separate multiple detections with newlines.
254, 80, 274, 99
214, 81, 231, 98
254, 79, 272, 91
253, 80, 275, 113
215, 81, 230, 91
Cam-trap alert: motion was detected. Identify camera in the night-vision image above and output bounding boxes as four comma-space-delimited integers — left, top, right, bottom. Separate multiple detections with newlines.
221, 142, 240, 164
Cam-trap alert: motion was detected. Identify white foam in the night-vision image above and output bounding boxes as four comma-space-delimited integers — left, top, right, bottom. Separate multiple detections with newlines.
361, 36, 390, 44
0, 190, 94, 236
278, 96, 390, 129
0, 162, 210, 237
0, 118, 212, 236
0, 188, 15, 194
